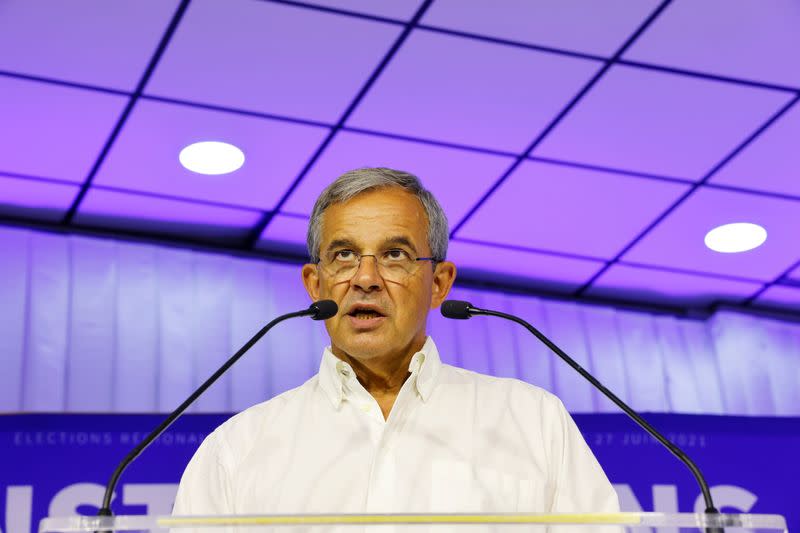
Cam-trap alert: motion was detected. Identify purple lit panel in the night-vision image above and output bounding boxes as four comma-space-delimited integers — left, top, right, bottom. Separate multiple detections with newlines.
0, 0, 179, 91
94, 100, 328, 210
256, 214, 309, 254
788, 264, 800, 282
347, 30, 601, 152
754, 285, 800, 312
710, 103, 800, 197
533, 65, 792, 179
448, 240, 604, 293
75, 189, 261, 242
624, 0, 800, 87
587, 264, 761, 307
456, 160, 688, 259
0, 175, 78, 222
0, 77, 127, 182
423, 0, 659, 56
623, 187, 800, 281
301, 0, 423, 20
146, 0, 401, 122
282, 131, 512, 221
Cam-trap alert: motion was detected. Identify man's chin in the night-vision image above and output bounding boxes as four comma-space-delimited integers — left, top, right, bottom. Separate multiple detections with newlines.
334, 334, 391, 361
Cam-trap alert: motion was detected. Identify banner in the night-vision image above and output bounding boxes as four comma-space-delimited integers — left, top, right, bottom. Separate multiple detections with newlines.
1, 413, 796, 532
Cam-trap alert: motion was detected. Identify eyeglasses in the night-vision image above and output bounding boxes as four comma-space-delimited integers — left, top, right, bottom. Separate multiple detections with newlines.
318, 248, 438, 283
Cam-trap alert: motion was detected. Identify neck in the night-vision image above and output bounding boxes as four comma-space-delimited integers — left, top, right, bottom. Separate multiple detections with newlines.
332, 337, 426, 395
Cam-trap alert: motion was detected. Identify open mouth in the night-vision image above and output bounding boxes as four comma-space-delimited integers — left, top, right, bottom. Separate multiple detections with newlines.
347, 307, 386, 320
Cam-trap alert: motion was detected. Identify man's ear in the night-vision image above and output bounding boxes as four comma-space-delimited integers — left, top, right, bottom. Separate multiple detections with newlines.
430, 261, 456, 309
301, 263, 321, 301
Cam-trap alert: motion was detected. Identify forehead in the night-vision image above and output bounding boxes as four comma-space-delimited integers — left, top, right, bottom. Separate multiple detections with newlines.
321, 187, 429, 247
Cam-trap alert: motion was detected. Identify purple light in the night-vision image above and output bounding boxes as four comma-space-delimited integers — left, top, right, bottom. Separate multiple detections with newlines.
755, 285, 800, 311
75, 189, 260, 243
0, 175, 78, 221
588, 263, 761, 307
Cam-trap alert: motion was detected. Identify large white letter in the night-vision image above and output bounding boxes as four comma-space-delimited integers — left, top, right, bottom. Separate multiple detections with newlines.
694, 485, 757, 513
48, 483, 107, 517
652, 485, 678, 533
3, 486, 33, 533
612, 484, 643, 512
123, 484, 179, 516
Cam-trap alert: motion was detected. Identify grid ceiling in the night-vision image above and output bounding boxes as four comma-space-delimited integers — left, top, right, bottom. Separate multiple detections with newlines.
1, 0, 799, 316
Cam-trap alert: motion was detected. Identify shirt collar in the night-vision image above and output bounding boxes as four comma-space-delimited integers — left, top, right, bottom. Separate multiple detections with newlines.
318, 336, 442, 409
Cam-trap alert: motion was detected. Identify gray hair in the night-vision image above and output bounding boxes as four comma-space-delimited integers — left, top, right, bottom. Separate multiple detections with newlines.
307, 167, 449, 263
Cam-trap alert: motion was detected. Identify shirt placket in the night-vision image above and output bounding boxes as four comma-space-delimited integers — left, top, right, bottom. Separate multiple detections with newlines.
341, 367, 419, 513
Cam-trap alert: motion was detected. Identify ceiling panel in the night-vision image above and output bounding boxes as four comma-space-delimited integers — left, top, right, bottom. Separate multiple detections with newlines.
533, 65, 793, 179
300, 0, 423, 20
622, 187, 800, 281
456, 160, 688, 259
145, 0, 401, 123
0, 77, 127, 182
0, 0, 179, 91
282, 130, 513, 222
0, 0, 797, 317
257, 214, 309, 255
422, 0, 659, 56
788, 264, 800, 282
75, 188, 261, 243
709, 101, 800, 197
586, 263, 762, 307
347, 29, 602, 152
447, 239, 604, 293
94, 99, 329, 210
0, 175, 78, 222
754, 285, 800, 312
624, 0, 800, 87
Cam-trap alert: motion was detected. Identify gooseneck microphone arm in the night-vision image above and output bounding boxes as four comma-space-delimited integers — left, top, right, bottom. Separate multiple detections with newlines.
97, 300, 338, 517
441, 300, 719, 516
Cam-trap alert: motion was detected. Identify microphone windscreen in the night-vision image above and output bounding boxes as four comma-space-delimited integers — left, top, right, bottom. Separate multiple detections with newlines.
310, 299, 338, 320
441, 300, 473, 320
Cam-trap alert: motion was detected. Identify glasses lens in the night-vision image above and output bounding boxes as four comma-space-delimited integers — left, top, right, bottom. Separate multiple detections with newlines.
322, 251, 421, 283
377, 255, 415, 282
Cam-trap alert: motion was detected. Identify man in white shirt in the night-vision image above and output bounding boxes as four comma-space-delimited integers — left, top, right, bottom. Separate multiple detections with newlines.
173, 168, 618, 515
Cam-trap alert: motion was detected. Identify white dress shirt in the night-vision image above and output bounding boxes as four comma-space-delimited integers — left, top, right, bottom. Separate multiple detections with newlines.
173, 337, 618, 515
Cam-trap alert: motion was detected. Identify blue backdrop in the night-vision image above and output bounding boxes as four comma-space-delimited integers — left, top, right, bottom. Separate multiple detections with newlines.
1, 413, 796, 532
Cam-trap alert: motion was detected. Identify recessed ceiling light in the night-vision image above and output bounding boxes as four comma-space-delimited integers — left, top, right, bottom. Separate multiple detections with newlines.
704, 222, 767, 253
179, 141, 245, 175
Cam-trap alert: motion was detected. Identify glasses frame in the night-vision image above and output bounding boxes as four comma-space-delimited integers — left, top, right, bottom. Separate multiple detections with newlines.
316, 251, 440, 283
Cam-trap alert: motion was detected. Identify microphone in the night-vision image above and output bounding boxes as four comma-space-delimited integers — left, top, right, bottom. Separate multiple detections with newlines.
441, 299, 473, 320
441, 300, 721, 518
309, 299, 338, 320
97, 300, 338, 516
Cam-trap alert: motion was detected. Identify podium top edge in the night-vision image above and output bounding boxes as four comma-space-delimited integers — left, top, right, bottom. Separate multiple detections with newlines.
39, 512, 788, 532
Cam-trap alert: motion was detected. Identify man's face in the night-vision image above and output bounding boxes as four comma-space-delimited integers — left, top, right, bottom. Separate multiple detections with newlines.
302, 187, 456, 363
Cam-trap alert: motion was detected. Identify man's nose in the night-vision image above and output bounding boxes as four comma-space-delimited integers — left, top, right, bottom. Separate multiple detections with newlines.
350, 255, 383, 291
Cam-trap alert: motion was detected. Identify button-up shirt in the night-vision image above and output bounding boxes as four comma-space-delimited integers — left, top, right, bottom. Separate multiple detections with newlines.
172, 337, 618, 515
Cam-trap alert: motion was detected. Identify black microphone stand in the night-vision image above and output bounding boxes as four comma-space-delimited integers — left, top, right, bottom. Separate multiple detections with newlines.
97, 301, 336, 517
443, 301, 731, 532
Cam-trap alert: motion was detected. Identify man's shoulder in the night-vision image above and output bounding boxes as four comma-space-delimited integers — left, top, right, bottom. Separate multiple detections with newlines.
209, 375, 320, 449
439, 363, 563, 409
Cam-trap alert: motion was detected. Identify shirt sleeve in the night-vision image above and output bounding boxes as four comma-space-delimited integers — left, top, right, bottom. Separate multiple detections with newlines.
172, 431, 234, 515
547, 394, 620, 513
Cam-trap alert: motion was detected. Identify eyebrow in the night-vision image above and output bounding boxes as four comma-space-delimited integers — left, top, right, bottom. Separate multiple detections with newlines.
324, 236, 419, 254
325, 238, 357, 254
382, 236, 418, 254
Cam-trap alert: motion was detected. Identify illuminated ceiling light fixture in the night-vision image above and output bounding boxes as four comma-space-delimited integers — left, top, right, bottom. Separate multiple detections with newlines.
179, 141, 245, 175
704, 222, 767, 253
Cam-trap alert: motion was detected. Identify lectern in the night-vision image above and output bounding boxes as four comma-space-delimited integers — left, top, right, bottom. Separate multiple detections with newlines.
39, 512, 789, 532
